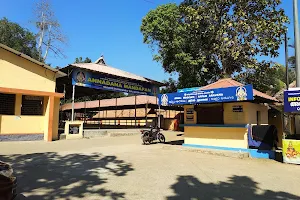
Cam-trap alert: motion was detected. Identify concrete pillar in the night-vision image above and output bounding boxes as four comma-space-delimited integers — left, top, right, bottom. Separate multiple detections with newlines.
43, 96, 58, 141
15, 94, 22, 116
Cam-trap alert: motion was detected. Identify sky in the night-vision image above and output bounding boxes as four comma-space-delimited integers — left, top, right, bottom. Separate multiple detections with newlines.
0, 0, 297, 82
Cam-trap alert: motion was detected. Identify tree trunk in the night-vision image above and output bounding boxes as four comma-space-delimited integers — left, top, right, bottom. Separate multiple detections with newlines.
37, 12, 45, 61
43, 25, 52, 61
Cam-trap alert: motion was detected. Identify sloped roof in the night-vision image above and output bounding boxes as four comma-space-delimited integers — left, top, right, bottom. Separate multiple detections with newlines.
0, 43, 66, 78
93, 108, 181, 119
61, 95, 158, 111
201, 78, 278, 102
64, 62, 164, 86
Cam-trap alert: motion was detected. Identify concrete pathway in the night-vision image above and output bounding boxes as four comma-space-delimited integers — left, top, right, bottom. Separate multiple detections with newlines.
0, 132, 299, 200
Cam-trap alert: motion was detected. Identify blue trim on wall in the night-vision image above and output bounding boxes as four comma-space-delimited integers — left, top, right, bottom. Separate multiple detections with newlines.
182, 144, 249, 152
180, 124, 248, 128
182, 144, 275, 159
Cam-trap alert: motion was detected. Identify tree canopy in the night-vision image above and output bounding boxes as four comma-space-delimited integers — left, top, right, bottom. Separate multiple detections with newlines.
160, 78, 178, 94
0, 17, 40, 61
141, 0, 289, 92
33, 0, 67, 62
236, 62, 295, 95
74, 57, 92, 63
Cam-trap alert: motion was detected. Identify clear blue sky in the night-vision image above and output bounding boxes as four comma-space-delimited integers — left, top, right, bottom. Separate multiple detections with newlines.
0, 0, 297, 82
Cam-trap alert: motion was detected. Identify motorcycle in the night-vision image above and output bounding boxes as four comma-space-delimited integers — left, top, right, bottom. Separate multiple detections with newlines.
141, 126, 165, 145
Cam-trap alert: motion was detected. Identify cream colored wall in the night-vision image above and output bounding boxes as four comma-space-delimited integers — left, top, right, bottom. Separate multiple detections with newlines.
245, 102, 268, 125
0, 48, 56, 92
0, 94, 45, 134
0, 115, 44, 134
184, 126, 248, 148
184, 105, 196, 124
223, 102, 248, 124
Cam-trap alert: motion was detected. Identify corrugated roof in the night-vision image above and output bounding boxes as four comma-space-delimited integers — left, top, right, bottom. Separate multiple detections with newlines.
68, 62, 163, 85
0, 43, 66, 78
61, 95, 158, 111
201, 78, 278, 102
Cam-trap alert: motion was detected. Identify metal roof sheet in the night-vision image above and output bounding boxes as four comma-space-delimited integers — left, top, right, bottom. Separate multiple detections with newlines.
69, 63, 163, 85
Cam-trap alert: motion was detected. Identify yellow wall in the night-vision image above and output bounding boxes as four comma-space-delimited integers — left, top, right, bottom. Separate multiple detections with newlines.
0, 115, 44, 134
190, 102, 268, 125
0, 94, 45, 134
0, 48, 56, 92
223, 102, 248, 124
184, 126, 248, 148
245, 102, 268, 125
184, 105, 196, 124
0, 49, 62, 141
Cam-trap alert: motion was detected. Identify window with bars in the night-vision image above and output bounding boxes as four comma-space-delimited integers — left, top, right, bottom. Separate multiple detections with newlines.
0, 93, 16, 115
21, 95, 44, 116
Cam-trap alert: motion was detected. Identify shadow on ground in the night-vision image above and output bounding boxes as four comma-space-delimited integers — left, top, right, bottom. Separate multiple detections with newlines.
167, 175, 300, 200
0, 152, 134, 199
164, 140, 184, 146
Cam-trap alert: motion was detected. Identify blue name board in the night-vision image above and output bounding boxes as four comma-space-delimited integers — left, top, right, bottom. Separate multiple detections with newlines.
159, 85, 254, 106
177, 87, 202, 93
284, 89, 300, 112
72, 69, 159, 96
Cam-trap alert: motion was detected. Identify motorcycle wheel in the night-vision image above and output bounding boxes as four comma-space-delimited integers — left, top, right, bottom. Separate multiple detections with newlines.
142, 134, 149, 145
158, 133, 165, 143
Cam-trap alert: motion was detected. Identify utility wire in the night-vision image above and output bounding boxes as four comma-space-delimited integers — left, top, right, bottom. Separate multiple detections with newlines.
142, 0, 157, 5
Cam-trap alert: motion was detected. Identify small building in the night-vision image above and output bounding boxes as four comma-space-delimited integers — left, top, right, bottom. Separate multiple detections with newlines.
0, 44, 65, 141
160, 78, 280, 159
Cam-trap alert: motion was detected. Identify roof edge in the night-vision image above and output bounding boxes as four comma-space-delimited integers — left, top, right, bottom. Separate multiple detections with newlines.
63, 63, 164, 86
0, 43, 66, 78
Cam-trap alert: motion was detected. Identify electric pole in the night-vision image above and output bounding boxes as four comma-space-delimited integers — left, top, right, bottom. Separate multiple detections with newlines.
294, 0, 300, 87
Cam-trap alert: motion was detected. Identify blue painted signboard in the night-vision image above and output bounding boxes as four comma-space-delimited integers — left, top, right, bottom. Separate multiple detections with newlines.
159, 85, 254, 106
72, 69, 158, 96
284, 89, 300, 112
177, 87, 202, 93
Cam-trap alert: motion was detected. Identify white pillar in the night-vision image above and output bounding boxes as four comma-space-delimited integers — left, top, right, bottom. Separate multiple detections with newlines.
71, 85, 75, 121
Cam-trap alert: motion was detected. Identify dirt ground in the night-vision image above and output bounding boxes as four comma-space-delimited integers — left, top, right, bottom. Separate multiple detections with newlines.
0, 132, 300, 200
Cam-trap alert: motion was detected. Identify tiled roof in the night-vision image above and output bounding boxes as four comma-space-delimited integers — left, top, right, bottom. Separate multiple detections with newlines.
61, 95, 158, 111
201, 78, 278, 102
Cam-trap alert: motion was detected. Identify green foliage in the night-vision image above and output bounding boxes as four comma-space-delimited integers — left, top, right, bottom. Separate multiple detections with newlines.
74, 57, 92, 63
0, 17, 40, 61
289, 56, 295, 68
236, 62, 295, 95
160, 78, 178, 93
141, 1, 289, 89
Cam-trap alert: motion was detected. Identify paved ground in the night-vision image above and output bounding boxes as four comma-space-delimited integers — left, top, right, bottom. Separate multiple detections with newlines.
1, 132, 300, 200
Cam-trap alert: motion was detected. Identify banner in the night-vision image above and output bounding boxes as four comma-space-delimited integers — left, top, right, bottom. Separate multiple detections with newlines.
283, 139, 300, 164
284, 89, 300, 112
159, 85, 253, 106
72, 69, 158, 96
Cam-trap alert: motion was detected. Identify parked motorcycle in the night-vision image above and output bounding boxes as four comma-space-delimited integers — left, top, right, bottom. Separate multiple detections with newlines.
141, 126, 165, 145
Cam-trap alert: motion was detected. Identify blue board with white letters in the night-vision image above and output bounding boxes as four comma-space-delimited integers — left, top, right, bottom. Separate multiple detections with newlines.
158, 85, 254, 106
